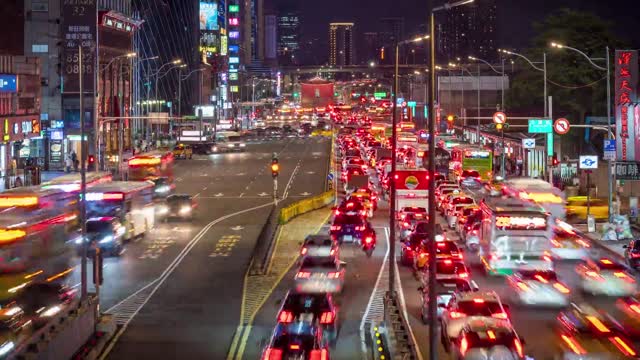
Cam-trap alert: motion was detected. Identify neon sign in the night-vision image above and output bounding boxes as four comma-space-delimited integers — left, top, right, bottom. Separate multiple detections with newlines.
496, 216, 546, 230
615, 50, 638, 161
0, 229, 26, 242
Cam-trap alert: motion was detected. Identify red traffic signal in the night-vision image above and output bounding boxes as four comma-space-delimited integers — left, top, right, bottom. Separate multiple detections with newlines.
271, 159, 279, 177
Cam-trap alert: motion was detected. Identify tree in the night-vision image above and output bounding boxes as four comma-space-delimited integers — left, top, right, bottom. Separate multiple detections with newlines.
506, 9, 628, 155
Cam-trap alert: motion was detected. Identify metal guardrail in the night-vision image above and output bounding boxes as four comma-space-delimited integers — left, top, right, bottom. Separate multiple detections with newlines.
383, 291, 419, 360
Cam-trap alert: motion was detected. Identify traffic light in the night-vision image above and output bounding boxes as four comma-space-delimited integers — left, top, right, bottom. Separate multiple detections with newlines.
552, 153, 559, 167
447, 114, 455, 122
495, 123, 509, 131
88, 155, 96, 170
496, 123, 503, 131
271, 158, 279, 177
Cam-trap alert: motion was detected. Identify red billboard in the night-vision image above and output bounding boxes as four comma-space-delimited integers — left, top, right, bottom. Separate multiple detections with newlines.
301, 77, 334, 108
615, 50, 639, 161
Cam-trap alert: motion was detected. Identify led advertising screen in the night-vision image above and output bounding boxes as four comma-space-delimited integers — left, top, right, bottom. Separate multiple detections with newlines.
0, 75, 17, 93
199, 2, 219, 31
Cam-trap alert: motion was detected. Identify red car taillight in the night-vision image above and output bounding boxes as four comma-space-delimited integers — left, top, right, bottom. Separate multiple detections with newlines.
365, 236, 373, 244
296, 271, 311, 279
262, 348, 283, 360
328, 272, 340, 279
330, 225, 341, 231
491, 312, 508, 319
309, 349, 329, 360
278, 310, 294, 323
320, 311, 335, 324
301, 247, 308, 255
449, 311, 466, 319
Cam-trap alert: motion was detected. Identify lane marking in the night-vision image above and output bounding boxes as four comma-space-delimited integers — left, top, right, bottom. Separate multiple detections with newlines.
194, 193, 200, 198
359, 227, 390, 357
228, 210, 332, 360
99, 201, 274, 360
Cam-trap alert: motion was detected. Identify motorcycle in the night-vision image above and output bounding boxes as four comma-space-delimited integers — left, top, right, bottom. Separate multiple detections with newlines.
361, 230, 376, 257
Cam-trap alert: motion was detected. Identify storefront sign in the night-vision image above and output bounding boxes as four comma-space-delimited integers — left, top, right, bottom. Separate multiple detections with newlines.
0, 75, 17, 93
615, 50, 639, 161
615, 161, 640, 180
50, 140, 63, 164
62, 0, 97, 94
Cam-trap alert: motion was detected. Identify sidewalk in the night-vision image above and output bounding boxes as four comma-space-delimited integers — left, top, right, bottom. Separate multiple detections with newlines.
572, 223, 638, 259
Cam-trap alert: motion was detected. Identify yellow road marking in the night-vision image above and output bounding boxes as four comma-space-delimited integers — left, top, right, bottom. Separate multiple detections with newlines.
228, 210, 331, 360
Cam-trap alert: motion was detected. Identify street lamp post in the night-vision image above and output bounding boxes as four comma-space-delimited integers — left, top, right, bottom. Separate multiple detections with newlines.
551, 42, 613, 221
468, 55, 506, 112
428, 2, 474, 359
499, 49, 547, 117
390, 34, 430, 294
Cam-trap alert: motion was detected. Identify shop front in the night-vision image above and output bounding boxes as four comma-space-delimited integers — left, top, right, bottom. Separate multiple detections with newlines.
0, 116, 43, 188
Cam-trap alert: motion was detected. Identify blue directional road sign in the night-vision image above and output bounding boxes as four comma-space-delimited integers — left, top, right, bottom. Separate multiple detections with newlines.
579, 155, 598, 170
522, 138, 536, 149
327, 173, 334, 181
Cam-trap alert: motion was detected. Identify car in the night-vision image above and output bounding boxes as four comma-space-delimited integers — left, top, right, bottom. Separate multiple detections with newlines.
172, 143, 193, 159
330, 214, 366, 244
397, 206, 428, 222
261, 322, 331, 360
458, 169, 481, 185
434, 259, 469, 280
439, 191, 462, 213
506, 269, 570, 307
342, 157, 367, 172
76, 217, 127, 256
301, 235, 339, 259
341, 166, 365, 183
555, 303, 638, 359
157, 194, 198, 221
419, 278, 478, 323
0, 304, 33, 357
213, 135, 246, 152
294, 257, 345, 294
456, 206, 480, 234
463, 222, 481, 252
441, 291, 511, 349
566, 196, 609, 221
450, 321, 525, 359
15, 283, 77, 328
351, 188, 378, 211
400, 233, 426, 266
444, 195, 475, 218
551, 225, 590, 260
276, 291, 338, 344
150, 176, 174, 198
415, 240, 463, 270
623, 239, 640, 270
576, 258, 636, 296
447, 203, 475, 230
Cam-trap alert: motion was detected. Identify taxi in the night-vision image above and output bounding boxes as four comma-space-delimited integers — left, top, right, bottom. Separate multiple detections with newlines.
172, 143, 193, 159
351, 189, 376, 215
566, 196, 609, 221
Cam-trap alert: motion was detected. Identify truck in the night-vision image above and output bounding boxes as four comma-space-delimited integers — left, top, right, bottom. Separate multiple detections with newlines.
346, 175, 369, 194
393, 168, 430, 213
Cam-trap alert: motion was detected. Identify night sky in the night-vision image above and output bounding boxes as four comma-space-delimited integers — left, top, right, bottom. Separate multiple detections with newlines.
276, 0, 640, 53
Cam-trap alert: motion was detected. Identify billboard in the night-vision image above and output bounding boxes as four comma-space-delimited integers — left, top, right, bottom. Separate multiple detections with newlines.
0, 75, 17, 93
199, 2, 219, 31
62, 0, 97, 94
615, 50, 639, 161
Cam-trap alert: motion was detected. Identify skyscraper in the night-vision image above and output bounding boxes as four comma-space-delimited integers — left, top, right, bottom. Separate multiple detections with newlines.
437, 0, 497, 62
362, 32, 382, 65
329, 23, 354, 66
277, 11, 300, 65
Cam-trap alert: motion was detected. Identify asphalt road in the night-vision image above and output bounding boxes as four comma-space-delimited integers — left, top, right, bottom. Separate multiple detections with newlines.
59, 137, 331, 360
240, 141, 638, 360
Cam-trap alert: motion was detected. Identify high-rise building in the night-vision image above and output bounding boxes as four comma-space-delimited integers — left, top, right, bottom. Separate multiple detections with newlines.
362, 32, 382, 65
264, 14, 277, 63
329, 23, 354, 66
277, 12, 300, 65
380, 17, 404, 45
437, 0, 497, 62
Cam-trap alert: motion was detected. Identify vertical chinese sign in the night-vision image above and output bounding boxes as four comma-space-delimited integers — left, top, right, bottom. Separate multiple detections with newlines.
615, 50, 639, 161
62, 0, 97, 94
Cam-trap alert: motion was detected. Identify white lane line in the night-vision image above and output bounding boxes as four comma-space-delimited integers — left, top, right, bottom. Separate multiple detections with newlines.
282, 161, 301, 199
99, 201, 274, 359
359, 226, 390, 357
194, 193, 200, 198
239, 193, 244, 197
393, 227, 424, 360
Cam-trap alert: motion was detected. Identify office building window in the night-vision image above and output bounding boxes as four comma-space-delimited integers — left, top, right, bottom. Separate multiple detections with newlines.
32, 44, 48, 53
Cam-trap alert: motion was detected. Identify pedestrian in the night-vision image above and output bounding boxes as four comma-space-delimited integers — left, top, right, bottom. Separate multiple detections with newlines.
71, 150, 78, 172
65, 153, 72, 173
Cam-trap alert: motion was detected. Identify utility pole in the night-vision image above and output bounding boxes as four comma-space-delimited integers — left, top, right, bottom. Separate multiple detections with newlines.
389, 40, 399, 293
79, 45, 88, 300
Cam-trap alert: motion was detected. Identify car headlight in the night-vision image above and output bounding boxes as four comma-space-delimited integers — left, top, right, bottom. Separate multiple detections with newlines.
155, 185, 170, 193
0, 341, 14, 356
74, 237, 83, 245
116, 226, 126, 236
228, 143, 235, 147
213, 146, 218, 151
41, 306, 61, 317
157, 206, 169, 215
99, 235, 114, 244
435, 234, 444, 242
239, 143, 246, 147
179, 206, 191, 215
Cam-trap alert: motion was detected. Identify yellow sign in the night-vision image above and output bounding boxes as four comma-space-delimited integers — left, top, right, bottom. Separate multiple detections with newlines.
221, 35, 228, 56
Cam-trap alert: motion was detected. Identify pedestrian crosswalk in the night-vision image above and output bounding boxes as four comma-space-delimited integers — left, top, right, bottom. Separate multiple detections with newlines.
105, 278, 160, 326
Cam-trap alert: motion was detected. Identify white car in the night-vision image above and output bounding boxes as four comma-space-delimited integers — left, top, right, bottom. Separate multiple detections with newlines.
294, 256, 345, 294
440, 291, 511, 347
506, 270, 570, 307
576, 258, 637, 297
464, 222, 481, 252
446, 204, 471, 229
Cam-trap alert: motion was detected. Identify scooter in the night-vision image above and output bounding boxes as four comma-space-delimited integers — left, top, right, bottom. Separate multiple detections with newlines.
361, 234, 375, 257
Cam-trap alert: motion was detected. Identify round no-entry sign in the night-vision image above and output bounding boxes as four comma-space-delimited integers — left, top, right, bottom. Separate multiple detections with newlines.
493, 112, 506, 124
554, 118, 570, 134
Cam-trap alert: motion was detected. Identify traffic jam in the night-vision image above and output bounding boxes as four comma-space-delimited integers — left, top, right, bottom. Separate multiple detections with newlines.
0, 150, 198, 357
262, 110, 640, 359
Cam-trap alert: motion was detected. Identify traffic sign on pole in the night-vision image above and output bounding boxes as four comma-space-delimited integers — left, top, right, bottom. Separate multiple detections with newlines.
579, 155, 598, 170
528, 119, 553, 133
553, 118, 570, 135
493, 112, 506, 124
522, 138, 536, 149
604, 140, 616, 160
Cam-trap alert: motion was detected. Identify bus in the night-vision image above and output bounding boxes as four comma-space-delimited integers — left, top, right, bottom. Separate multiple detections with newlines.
501, 178, 566, 220
478, 197, 554, 276
41, 171, 113, 193
0, 187, 79, 301
450, 146, 493, 181
84, 181, 156, 239
127, 150, 174, 182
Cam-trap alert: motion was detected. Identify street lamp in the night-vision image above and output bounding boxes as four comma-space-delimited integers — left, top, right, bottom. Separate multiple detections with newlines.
389, 33, 430, 294
153, 59, 182, 113
426, 2, 474, 359
461, 59, 482, 142
550, 41, 613, 221
468, 55, 506, 112
498, 48, 547, 117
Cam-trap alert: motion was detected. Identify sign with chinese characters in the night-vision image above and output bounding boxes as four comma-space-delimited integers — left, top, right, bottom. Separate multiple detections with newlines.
495, 216, 546, 230
615, 161, 640, 180
604, 139, 616, 160
62, 0, 97, 94
528, 119, 552, 133
615, 50, 639, 161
